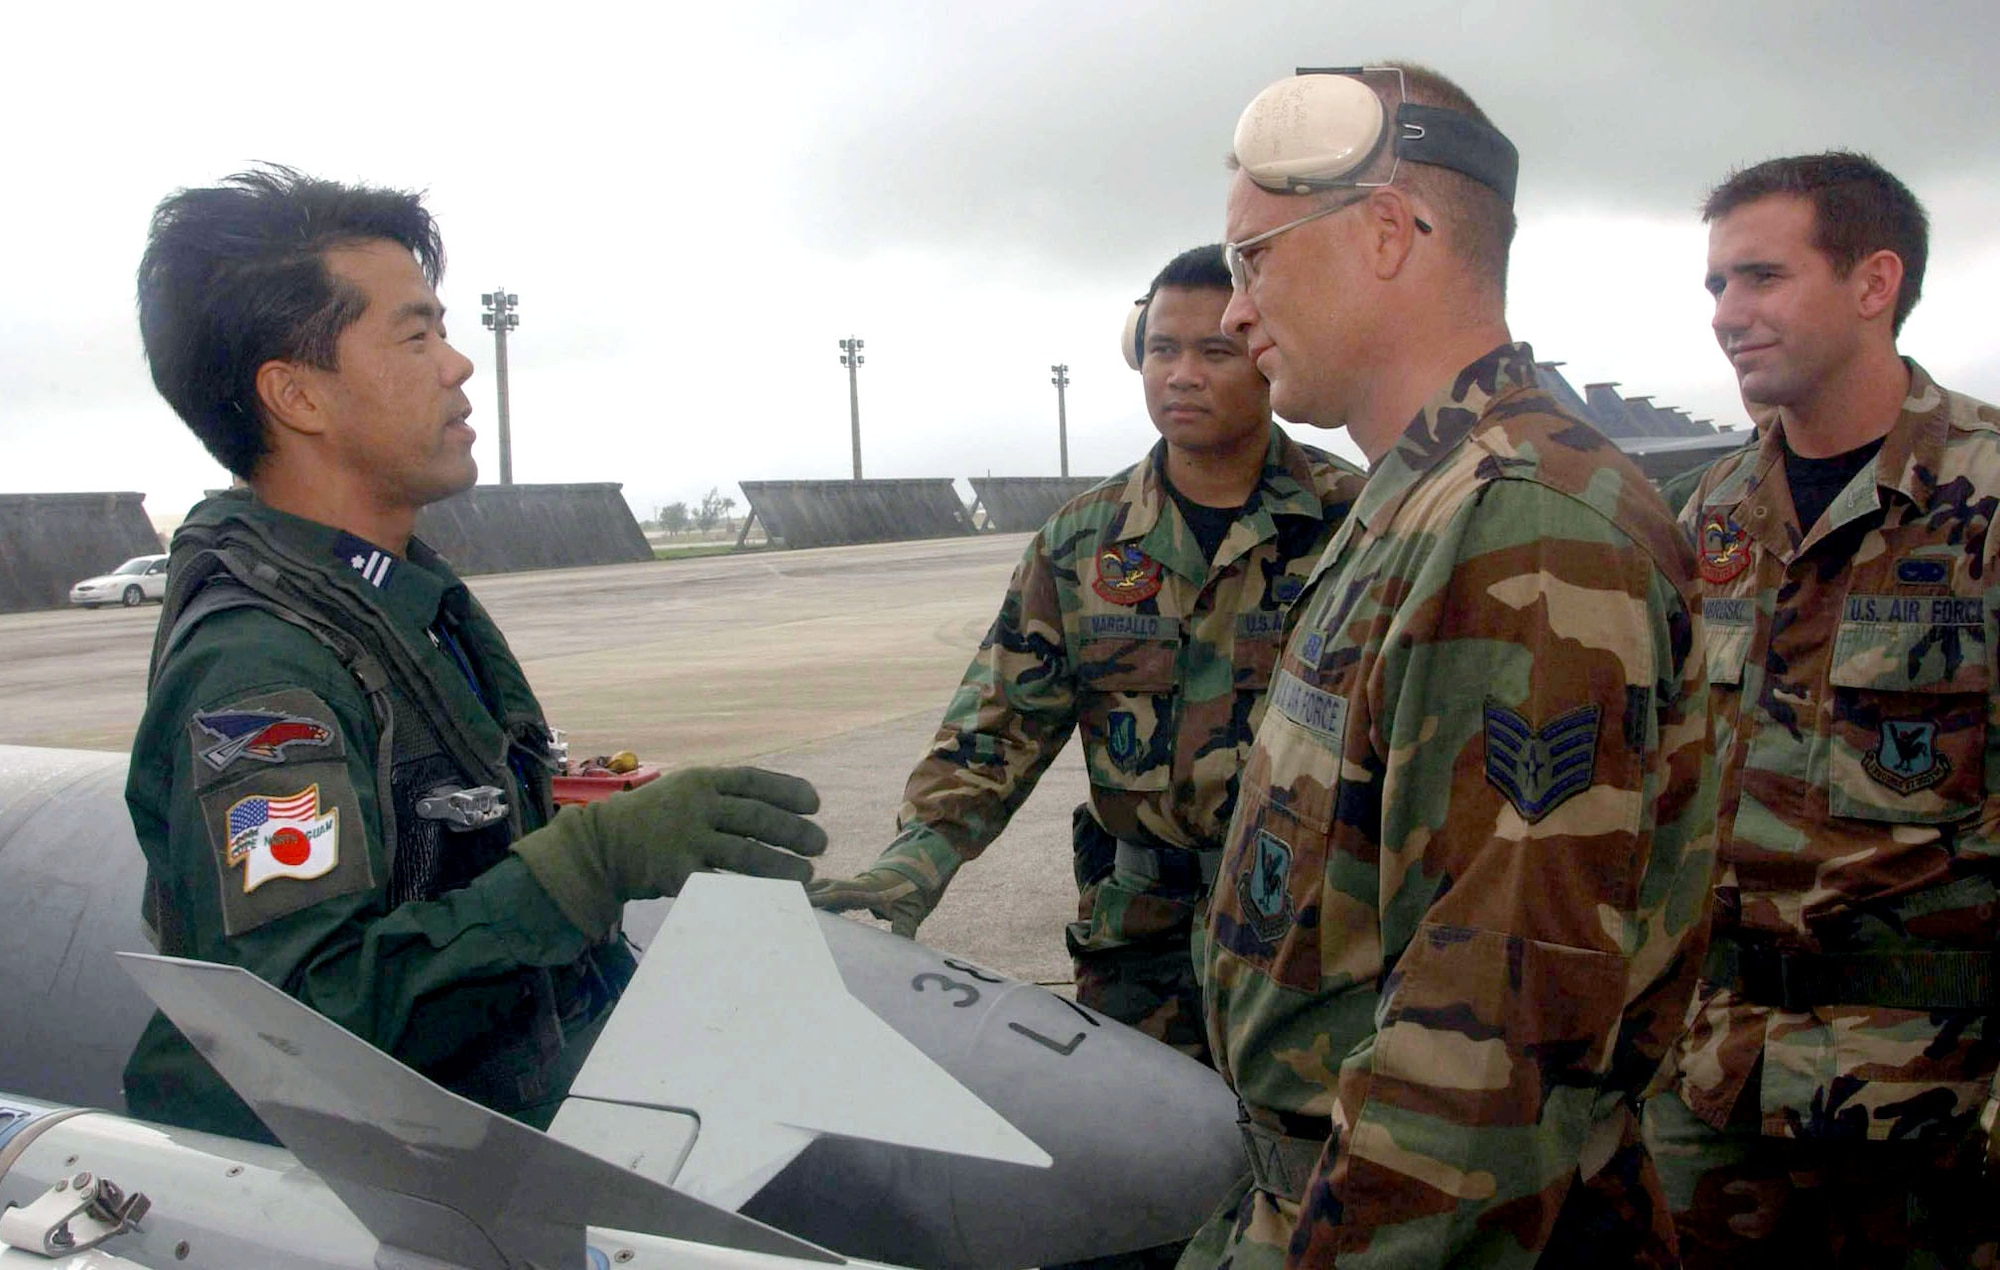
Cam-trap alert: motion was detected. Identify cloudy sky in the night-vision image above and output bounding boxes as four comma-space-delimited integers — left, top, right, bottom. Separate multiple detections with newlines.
6, 0, 1998, 525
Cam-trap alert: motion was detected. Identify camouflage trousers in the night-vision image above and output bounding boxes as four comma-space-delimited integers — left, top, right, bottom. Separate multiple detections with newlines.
1645, 1088, 2000, 1269
1177, 1107, 1679, 1270
1069, 935, 1213, 1068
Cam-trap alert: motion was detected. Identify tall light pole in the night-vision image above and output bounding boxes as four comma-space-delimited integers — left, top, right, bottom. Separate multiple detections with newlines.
1050, 363, 1070, 478
839, 336, 865, 480
481, 289, 520, 485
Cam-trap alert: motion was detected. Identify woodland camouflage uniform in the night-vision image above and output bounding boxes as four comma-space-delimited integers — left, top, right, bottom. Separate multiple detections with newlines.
1646, 361, 2000, 1266
1189, 343, 1716, 1268
890, 427, 1363, 1060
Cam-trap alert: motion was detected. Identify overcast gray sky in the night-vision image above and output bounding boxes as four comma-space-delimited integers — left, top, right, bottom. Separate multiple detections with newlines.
6, 0, 1997, 526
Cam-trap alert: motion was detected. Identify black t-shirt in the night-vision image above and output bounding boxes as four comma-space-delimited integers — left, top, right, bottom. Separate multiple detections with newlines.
1784, 435, 1884, 533
1166, 478, 1245, 563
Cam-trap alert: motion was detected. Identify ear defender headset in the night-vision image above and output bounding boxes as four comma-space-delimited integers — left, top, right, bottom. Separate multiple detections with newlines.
1121, 296, 1149, 372
1232, 66, 1518, 204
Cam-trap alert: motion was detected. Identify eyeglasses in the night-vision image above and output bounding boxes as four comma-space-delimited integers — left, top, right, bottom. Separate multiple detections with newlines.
1224, 191, 1432, 291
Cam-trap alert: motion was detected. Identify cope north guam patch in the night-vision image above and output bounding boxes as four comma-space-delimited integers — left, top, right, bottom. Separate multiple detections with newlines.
1093, 545, 1163, 605
1483, 699, 1601, 823
1864, 719, 1951, 794
1698, 511, 1751, 585
225, 784, 340, 891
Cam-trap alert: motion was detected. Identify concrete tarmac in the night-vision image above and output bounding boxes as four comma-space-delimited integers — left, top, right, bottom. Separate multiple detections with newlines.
0, 533, 1084, 987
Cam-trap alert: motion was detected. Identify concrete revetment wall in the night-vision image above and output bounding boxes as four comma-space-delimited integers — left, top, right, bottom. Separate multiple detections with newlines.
0, 492, 162, 614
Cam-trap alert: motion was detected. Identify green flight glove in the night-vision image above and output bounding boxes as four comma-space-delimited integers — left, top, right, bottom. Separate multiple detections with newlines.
805, 826, 962, 939
513, 765, 827, 940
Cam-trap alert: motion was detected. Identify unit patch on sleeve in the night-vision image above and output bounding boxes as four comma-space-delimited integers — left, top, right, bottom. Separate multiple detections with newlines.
192, 709, 333, 771
1093, 545, 1163, 605
1483, 699, 1601, 823
187, 688, 348, 777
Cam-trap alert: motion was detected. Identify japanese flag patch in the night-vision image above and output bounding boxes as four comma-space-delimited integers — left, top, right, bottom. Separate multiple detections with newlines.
225, 784, 340, 891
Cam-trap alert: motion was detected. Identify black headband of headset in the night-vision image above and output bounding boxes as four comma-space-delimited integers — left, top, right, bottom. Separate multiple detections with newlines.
1397, 104, 1518, 206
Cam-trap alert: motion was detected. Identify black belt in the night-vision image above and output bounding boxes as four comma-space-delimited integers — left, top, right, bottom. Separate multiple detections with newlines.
1706, 936, 1999, 1012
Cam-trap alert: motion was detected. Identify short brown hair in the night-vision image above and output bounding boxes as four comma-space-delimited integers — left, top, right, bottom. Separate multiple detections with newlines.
1703, 152, 1927, 334
1385, 61, 1515, 301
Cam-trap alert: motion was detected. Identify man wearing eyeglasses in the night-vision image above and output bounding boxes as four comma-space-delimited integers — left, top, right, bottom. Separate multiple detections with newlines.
1188, 64, 1715, 1268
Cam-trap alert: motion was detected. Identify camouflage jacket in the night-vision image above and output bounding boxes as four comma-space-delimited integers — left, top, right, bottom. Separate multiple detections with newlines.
1195, 345, 1715, 1267
895, 427, 1364, 948
1658, 362, 2000, 1143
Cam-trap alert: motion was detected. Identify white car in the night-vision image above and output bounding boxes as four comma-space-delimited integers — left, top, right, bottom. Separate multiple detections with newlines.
69, 553, 169, 608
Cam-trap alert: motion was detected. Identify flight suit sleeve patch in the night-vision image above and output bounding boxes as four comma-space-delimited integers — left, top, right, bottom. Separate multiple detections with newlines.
186, 687, 347, 780
190, 690, 373, 936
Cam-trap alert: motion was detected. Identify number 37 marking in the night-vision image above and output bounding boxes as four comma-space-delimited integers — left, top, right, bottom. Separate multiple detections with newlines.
908, 967, 1101, 1057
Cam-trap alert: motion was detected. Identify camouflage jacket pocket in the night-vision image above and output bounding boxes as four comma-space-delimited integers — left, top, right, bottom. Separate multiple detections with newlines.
1076, 636, 1178, 791
1206, 714, 1339, 995
1372, 924, 1627, 1134
1827, 615, 1989, 824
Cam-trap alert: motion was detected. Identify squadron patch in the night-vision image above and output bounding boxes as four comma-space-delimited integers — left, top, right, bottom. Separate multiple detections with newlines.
1698, 511, 1751, 585
1107, 711, 1142, 771
1093, 545, 1163, 605
1863, 719, 1951, 795
192, 708, 333, 771
1483, 700, 1601, 823
1235, 830, 1296, 944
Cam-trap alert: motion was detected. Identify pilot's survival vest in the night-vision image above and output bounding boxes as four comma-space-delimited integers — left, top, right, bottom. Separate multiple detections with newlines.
144, 502, 631, 1114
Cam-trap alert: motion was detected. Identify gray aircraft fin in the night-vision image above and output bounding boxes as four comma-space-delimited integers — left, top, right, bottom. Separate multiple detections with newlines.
117, 952, 842, 1268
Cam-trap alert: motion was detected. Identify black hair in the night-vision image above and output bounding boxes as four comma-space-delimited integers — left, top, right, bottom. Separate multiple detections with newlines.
136, 165, 445, 478
1145, 243, 1232, 304
1703, 151, 1928, 334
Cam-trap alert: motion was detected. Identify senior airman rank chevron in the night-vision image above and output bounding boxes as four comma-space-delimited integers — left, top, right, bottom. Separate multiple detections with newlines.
224, 784, 340, 892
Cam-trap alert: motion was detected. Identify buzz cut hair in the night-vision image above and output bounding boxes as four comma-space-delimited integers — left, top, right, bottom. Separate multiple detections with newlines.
1703, 151, 1928, 334
1380, 61, 1515, 302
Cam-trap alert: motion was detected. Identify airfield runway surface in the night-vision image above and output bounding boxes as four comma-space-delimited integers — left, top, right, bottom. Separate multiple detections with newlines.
0, 534, 1084, 986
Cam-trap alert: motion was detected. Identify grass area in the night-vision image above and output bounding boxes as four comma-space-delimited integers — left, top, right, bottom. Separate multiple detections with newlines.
652, 541, 774, 560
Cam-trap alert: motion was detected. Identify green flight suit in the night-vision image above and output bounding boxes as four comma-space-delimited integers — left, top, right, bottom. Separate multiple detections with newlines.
124, 492, 631, 1142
